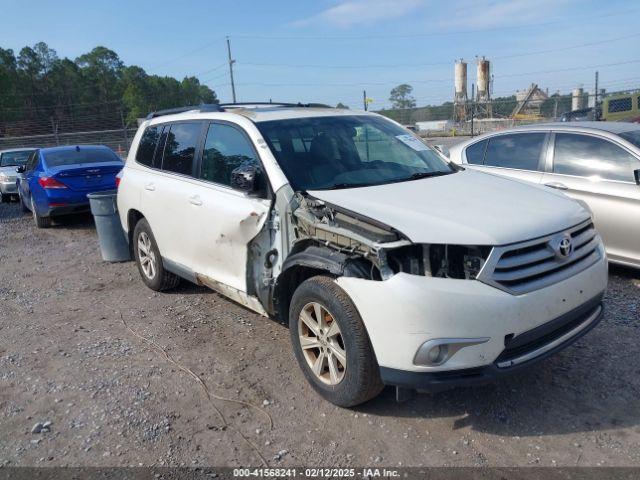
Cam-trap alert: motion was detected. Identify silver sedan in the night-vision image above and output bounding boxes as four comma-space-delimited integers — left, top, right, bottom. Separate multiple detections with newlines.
449, 122, 640, 269
0, 148, 36, 202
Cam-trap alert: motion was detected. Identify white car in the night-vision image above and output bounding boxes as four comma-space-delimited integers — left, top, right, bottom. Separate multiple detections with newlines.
117, 103, 608, 407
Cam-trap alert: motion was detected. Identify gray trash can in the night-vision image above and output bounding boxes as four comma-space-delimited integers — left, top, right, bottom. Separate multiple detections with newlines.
87, 190, 131, 262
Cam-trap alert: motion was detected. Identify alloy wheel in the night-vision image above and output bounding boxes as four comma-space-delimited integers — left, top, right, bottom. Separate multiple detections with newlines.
298, 302, 347, 385
137, 231, 157, 279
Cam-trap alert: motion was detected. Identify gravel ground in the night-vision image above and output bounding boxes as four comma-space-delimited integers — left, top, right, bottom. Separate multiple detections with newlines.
0, 199, 639, 468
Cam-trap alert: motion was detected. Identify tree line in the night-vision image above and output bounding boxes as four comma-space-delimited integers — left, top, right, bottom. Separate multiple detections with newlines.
0, 42, 218, 137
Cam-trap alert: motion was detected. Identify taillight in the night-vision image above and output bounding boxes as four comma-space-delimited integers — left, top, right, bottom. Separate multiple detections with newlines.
38, 177, 67, 189
115, 170, 123, 188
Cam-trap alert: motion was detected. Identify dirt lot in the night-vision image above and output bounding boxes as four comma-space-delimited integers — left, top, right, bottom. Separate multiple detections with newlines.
0, 200, 639, 468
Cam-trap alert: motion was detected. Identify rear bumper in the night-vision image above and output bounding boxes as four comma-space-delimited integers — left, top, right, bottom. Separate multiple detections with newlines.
380, 297, 604, 392
45, 202, 90, 217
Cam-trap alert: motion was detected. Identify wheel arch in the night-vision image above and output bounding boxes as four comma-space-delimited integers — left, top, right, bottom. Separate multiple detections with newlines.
272, 245, 372, 323
126, 209, 145, 256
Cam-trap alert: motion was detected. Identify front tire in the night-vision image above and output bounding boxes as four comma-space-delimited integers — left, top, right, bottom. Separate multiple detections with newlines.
133, 218, 180, 291
31, 196, 51, 228
289, 275, 383, 407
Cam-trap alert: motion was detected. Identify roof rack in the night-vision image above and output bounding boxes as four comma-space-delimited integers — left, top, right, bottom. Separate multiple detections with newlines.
219, 102, 333, 109
146, 103, 223, 119
145, 101, 332, 120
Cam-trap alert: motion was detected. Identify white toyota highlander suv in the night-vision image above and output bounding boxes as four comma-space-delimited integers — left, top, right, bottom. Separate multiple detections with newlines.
117, 103, 608, 407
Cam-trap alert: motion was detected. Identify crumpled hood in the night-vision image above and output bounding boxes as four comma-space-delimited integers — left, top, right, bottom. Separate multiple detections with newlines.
308, 169, 590, 246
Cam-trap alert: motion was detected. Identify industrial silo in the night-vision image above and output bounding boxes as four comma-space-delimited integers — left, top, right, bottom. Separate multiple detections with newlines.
454, 60, 468, 122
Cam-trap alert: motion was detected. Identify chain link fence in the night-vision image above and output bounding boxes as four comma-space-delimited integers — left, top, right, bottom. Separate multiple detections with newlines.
0, 127, 138, 158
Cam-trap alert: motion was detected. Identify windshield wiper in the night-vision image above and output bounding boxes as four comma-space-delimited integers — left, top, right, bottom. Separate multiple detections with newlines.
404, 171, 451, 181
324, 182, 376, 190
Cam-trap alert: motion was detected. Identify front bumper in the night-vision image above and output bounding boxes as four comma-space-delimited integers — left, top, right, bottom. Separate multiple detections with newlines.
380, 296, 603, 392
0, 180, 18, 194
336, 243, 608, 377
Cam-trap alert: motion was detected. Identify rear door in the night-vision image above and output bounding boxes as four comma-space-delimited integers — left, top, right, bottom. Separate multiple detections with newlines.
140, 121, 205, 269
185, 121, 271, 294
542, 132, 640, 265
463, 132, 548, 185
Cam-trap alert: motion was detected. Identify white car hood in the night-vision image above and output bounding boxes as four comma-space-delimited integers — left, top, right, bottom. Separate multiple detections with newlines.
308, 169, 590, 246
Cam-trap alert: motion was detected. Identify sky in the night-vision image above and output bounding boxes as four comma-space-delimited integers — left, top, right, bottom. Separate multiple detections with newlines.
1, 0, 639, 109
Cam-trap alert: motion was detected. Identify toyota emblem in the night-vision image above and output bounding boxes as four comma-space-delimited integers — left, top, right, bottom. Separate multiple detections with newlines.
557, 236, 573, 258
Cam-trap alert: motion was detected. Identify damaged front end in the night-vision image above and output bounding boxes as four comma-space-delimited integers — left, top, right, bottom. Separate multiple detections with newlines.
290, 193, 491, 282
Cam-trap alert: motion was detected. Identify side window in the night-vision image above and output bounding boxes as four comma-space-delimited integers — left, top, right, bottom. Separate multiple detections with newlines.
161, 122, 201, 176
484, 133, 546, 171
465, 139, 487, 165
135, 126, 159, 167
200, 123, 259, 187
553, 133, 638, 182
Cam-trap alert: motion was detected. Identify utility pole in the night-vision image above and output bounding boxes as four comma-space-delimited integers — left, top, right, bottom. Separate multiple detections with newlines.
226, 36, 237, 103
363, 90, 367, 111
470, 83, 475, 137
594, 70, 599, 120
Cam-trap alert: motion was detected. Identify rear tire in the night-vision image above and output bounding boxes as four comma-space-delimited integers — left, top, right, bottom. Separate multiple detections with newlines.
289, 275, 383, 407
133, 218, 180, 291
31, 196, 51, 228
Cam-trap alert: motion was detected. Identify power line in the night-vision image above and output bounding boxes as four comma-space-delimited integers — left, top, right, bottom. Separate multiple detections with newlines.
238, 33, 640, 70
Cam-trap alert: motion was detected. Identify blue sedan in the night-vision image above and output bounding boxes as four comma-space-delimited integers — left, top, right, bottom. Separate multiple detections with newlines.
16, 145, 123, 228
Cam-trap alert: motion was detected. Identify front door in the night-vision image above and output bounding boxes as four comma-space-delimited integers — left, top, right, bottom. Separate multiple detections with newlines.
542, 132, 640, 266
186, 121, 271, 296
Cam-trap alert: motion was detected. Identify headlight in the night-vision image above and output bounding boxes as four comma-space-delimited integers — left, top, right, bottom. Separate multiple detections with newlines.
384, 244, 491, 280
575, 199, 593, 216
0, 173, 7, 182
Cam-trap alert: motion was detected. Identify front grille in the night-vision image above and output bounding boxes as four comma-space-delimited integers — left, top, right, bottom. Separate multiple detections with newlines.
478, 220, 601, 295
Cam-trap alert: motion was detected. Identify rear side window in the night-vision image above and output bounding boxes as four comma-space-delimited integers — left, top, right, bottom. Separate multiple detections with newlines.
26, 150, 39, 171
465, 139, 487, 165
200, 123, 259, 186
136, 126, 160, 167
484, 133, 546, 171
161, 123, 201, 176
553, 133, 638, 182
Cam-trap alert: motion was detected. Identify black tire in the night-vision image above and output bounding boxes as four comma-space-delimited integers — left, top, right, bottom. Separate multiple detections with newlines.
289, 275, 383, 407
31, 196, 51, 228
132, 218, 180, 291
0, 193, 8, 203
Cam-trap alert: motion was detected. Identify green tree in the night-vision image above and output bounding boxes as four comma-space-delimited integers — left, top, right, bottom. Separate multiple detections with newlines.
336, 102, 349, 109
389, 84, 416, 109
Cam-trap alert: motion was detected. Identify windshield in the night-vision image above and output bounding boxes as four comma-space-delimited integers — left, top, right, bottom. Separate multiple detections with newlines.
619, 130, 640, 149
0, 150, 34, 167
43, 148, 122, 168
256, 115, 455, 191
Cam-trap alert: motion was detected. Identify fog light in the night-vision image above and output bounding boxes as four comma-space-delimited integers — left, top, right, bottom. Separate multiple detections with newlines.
414, 337, 490, 367
427, 344, 448, 365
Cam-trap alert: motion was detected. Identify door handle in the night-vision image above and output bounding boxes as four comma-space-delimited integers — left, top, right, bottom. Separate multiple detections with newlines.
544, 182, 568, 190
189, 195, 203, 206
144, 183, 155, 191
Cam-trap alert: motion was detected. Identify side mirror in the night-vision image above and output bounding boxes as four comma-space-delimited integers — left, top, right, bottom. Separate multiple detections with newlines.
16, 165, 26, 174
634, 169, 640, 185
231, 162, 262, 194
